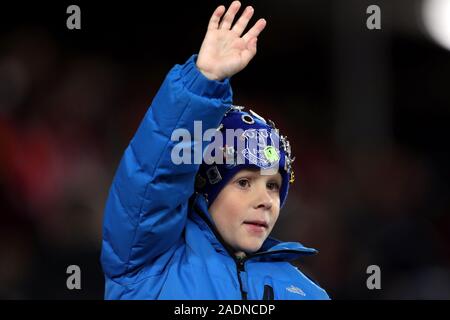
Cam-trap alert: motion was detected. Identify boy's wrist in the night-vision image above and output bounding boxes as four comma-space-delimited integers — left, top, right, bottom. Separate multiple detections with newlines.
196, 65, 222, 81
180, 55, 231, 99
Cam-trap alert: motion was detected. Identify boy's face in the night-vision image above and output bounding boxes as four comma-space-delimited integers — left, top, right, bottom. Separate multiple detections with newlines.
209, 168, 282, 255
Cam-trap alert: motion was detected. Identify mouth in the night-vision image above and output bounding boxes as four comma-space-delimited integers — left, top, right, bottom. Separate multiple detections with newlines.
243, 220, 269, 229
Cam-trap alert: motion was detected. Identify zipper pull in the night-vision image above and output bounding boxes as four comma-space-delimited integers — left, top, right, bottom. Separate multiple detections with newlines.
235, 252, 246, 269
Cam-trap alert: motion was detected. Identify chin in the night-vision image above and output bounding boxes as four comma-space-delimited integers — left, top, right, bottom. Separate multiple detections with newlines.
240, 241, 263, 254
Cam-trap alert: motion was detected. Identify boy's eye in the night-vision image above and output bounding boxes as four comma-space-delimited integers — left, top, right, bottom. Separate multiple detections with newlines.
267, 182, 280, 191
237, 179, 250, 188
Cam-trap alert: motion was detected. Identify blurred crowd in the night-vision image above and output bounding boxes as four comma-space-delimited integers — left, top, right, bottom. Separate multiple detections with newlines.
1, 2, 450, 300
0, 27, 157, 298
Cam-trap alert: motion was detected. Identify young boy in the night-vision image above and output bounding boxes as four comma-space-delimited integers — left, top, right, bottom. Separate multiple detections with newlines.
101, 1, 329, 299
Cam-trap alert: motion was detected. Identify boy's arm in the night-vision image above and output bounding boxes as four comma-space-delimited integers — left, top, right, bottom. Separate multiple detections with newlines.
101, 1, 266, 279
101, 55, 231, 278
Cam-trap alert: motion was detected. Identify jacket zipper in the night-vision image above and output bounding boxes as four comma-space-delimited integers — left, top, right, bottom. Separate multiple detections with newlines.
236, 257, 247, 300
263, 285, 274, 300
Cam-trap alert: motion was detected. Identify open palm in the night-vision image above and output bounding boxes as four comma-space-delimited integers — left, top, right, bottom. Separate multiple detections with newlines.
197, 1, 267, 81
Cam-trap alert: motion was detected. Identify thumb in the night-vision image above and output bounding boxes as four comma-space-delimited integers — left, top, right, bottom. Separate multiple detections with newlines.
241, 37, 257, 64
247, 37, 258, 51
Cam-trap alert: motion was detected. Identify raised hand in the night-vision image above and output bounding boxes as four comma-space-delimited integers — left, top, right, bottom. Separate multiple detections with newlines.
196, 1, 267, 81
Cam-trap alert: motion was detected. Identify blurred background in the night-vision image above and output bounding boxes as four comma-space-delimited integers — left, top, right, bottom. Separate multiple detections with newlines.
0, 0, 449, 299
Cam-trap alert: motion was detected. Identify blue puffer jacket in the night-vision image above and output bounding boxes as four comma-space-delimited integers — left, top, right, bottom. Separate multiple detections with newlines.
100, 55, 330, 300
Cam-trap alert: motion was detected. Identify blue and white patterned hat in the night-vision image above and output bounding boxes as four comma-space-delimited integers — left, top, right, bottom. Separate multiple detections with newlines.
195, 105, 295, 208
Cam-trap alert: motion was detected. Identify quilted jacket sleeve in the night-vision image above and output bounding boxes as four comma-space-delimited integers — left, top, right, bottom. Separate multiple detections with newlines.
101, 55, 232, 278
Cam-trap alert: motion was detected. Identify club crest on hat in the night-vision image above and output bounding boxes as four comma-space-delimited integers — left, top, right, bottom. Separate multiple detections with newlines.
241, 129, 280, 169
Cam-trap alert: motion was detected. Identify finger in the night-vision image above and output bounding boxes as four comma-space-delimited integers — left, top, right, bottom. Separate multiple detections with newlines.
219, 1, 242, 30
207, 5, 226, 30
242, 18, 267, 42
231, 6, 254, 36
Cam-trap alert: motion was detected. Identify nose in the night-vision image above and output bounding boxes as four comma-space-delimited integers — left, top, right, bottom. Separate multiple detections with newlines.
253, 184, 273, 210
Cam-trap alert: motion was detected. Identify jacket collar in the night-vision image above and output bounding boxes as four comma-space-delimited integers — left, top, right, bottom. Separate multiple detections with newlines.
188, 193, 318, 262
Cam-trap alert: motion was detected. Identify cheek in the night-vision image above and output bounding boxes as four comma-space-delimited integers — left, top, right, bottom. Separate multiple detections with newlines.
270, 200, 281, 225
210, 189, 245, 227
220, 187, 246, 210
272, 194, 281, 212
221, 198, 245, 224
